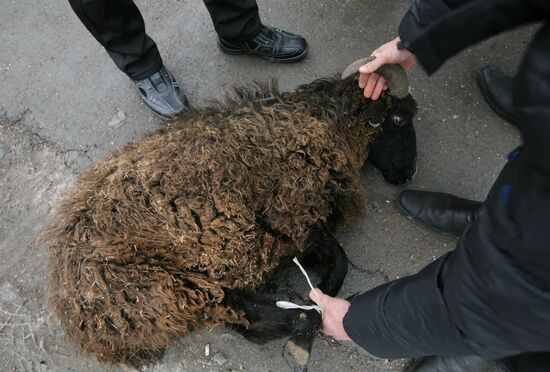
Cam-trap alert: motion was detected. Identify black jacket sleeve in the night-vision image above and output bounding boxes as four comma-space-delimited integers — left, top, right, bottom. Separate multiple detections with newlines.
401, 0, 550, 177
397, 0, 472, 48
343, 253, 477, 357
343, 0, 550, 359
401, 0, 542, 74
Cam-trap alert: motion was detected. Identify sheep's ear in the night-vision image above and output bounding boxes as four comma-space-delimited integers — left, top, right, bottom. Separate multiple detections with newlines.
341, 57, 409, 99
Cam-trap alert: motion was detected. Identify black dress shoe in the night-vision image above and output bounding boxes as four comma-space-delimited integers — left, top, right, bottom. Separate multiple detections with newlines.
477, 65, 520, 128
134, 66, 188, 120
218, 25, 308, 63
396, 190, 482, 236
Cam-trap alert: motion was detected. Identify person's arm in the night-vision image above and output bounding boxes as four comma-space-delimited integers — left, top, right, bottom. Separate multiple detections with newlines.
398, 0, 475, 47
360, 0, 474, 99
361, 0, 545, 99
310, 253, 479, 357
315, 169, 550, 358
399, 0, 550, 177
402, 0, 542, 75
402, 0, 550, 177
342, 253, 475, 357
309, 253, 474, 357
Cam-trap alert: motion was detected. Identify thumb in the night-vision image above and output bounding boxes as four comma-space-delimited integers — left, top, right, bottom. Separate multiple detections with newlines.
309, 288, 325, 305
359, 55, 384, 75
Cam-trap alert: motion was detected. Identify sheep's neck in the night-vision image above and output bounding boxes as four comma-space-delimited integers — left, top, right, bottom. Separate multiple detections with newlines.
296, 99, 380, 169
337, 116, 380, 168
280, 79, 380, 168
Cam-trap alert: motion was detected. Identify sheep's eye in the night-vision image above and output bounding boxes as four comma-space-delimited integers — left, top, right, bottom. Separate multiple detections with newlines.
391, 114, 408, 127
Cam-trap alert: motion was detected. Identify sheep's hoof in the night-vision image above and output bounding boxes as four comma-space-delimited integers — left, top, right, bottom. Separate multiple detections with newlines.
283, 337, 311, 372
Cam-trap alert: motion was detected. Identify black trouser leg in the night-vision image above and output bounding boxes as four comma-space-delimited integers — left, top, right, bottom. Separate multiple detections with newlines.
202, 0, 262, 40
68, 0, 163, 80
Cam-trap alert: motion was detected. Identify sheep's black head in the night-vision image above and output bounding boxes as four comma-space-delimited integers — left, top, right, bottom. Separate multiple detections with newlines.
367, 94, 417, 184
342, 57, 418, 184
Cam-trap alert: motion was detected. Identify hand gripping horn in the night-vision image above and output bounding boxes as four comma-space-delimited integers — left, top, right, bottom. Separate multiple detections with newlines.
341, 56, 409, 99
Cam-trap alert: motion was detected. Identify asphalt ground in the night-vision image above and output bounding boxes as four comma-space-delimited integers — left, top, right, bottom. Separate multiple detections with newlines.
0, 0, 536, 370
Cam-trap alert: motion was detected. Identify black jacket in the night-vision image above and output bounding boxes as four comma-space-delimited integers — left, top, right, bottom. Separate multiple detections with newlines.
343, 0, 550, 359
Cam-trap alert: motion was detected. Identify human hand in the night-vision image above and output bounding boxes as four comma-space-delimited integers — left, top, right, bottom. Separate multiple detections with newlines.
359, 36, 417, 100
309, 288, 351, 341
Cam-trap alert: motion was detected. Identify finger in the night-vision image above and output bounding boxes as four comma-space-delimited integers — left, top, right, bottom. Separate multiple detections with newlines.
319, 322, 327, 334
364, 73, 379, 99
371, 76, 386, 100
358, 72, 368, 89
359, 53, 385, 75
309, 288, 324, 305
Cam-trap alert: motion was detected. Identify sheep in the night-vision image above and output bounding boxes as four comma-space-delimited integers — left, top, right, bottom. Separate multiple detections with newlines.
43, 57, 417, 370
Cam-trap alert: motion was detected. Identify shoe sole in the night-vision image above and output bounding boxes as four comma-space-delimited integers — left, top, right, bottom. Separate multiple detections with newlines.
150, 109, 176, 121
140, 98, 189, 121
146, 105, 186, 121
218, 42, 309, 63
476, 70, 520, 127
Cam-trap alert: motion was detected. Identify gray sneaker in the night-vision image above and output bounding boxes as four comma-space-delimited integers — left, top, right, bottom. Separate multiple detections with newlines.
134, 66, 187, 120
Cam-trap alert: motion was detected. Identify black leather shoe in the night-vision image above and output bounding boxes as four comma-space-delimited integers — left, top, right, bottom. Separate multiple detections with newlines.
134, 66, 187, 120
477, 65, 520, 128
396, 190, 482, 236
218, 25, 308, 63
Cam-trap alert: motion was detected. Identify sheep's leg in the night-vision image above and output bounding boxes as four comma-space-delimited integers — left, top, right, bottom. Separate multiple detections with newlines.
282, 227, 348, 372
302, 227, 349, 297
226, 227, 348, 371
225, 291, 322, 343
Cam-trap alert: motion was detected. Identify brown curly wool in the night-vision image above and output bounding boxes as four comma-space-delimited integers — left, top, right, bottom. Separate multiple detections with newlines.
44, 77, 379, 365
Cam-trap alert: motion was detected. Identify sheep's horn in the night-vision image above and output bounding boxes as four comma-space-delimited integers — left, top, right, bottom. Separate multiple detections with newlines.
341, 56, 409, 99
